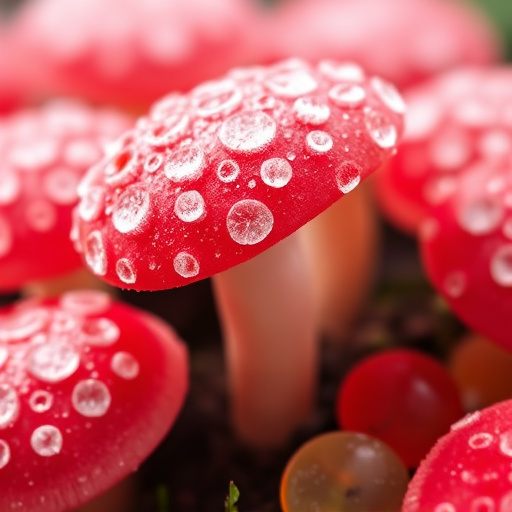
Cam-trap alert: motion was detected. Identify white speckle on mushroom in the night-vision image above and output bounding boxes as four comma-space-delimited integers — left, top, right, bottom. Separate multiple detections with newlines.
111, 352, 140, 380
499, 430, 512, 457
0, 216, 12, 259
306, 130, 333, 154
470, 497, 494, 511
72, 379, 111, 417
443, 271, 466, 299
0, 440, 10, 468
328, 83, 366, 108
84, 230, 107, 276
219, 111, 276, 153
80, 318, 120, 346
0, 171, 21, 205
293, 97, 330, 125
335, 162, 361, 193
468, 432, 493, 449
227, 199, 273, 245
25, 199, 57, 232
143, 153, 164, 174
30, 425, 63, 456
265, 70, 318, 98
364, 108, 397, 148
43, 168, 80, 205
116, 258, 137, 284
112, 186, 150, 234
371, 77, 406, 114
104, 149, 138, 187
319, 60, 365, 82
0, 348, 7, 370
78, 186, 105, 222
174, 191, 206, 222
434, 503, 456, 512
0, 384, 19, 429
456, 198, 503, 235
173, 252, 200, 278
260, 158, 292, 188
145, 114, 190, 147
28, 341, 80, 383
490, 245, 512, 287
192, 79, 242, 118
29, 390, 54, 413
60, 290, 111, 316
216, 160, 240, 183
164, 143, 205, 182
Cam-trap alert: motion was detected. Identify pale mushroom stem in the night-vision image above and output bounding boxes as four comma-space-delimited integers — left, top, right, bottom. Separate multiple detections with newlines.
301, 183, 379, 342
212, 231, 317, 448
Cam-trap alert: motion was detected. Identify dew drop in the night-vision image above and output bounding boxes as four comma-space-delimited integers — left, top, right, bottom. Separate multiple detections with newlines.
0, 308, 50, 343
260, 158, 292, 188
173, 252, 200, 278
28, 341, 80, 383
60, 290, 111, 316
470, 496, 495, 512
306, 130, 333, 154
457, 198, 503, 235
0, 171, 21, 205
293, 97, 330, 125
0, 385, 19, 429
174, 191, 206, 222
104, 149, 137, 186
319, 60, 365, 82
26, 199, 57, 232
335, 162, 361, 193
0, 348, 7, 369
143, 153, 163, 174
451, 411, 480, 431
468, 432, 493, 449
0, 216, 12, 259
435, 503, 456, 512
192, 79, 242, 118
430, 132, 471, 171
164, 144, 205, 182
31, 425, 63, 456
79, 186, 105, 222
111, 352, 140, 380
112, 186, 150, 234
116, 258, 136, 284
216, 160, 240, 183
145, 114, 189, 147
72, 379, 111, 417
64, 139, 101, 168
371, 77, 406, 114
43, 168, 80, 205
81, 318, 120, 346
227, 200, 273, 245
248, 179, 256, 189
29, 390, 54, 413
264, 70, 318, 98
478, 130, 512, 160
328, 83, 366, 108
443, 271, 466, 299
0, 440, 10, 469
219, 112, 276, 153
364, 109, 397, 148
84, 230, 107, 276
499, 430, 512, 457
490, 245, 512, 287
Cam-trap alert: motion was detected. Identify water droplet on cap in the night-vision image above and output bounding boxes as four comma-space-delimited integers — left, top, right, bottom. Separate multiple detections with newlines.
0, 385, 19, 429
174, 191, 206, 222
79, 186, 105, 222
116, 258, 136, 284
329, 83, 366, 108
164, 144, 205, 182
216, 160, 240, 183
364, 109, 397, 148
145, 114, 189, 147
265, 70, 318, 98
306, 131, 333, 154
499, 430, 512, 457
0, 216, 12, 259
227, 199, 273, 245
371, 77, 406, 114
31, 425, 63, 456
260, 158, 292, 188
468, 432, 493, 449
173, 252, 200, 278
219, 112, 276, 153
112, 186, 150, 234
111, 352, 140, 380
192, 79, 242, 118
28, 341, 80, 383
490, 245, 512, 287
0, 440, 10, 469
457, 198, 503, 235
335, 162, 361, 193
84, 230, 107, 276
293, 97, 330, 125
143, 153, 164, 174
29, 390, 54, 413
319, 60, 365, 82
60, 290, 111, 316
81, 318, 120, 346
43, 168, 80, 205
26, 200, 57, 232
434, 503, 456, 512
0, 171, 21, 205
104, 149, 138, 187
72, 379, 111, 417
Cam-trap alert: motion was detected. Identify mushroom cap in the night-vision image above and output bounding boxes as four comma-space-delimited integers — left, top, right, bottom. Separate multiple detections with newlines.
0, 289, 188, 512
12, 0, 260, 108
262, 0, 500, 91
0, 100, 132, 292
403, 401, 512, 511
420, 160, 512, 353
72, 58, 405, 291
0, 22, 24, 115
376, 66, 512, 234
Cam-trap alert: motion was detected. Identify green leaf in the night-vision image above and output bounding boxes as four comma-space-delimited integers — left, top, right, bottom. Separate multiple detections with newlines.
224, 481, 240, 512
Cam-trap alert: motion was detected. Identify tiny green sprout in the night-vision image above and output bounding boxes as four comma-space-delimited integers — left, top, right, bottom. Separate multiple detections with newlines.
224, 481, 240, 512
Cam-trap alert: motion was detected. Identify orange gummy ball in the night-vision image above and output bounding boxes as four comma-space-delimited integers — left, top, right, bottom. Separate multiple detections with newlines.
280, 431, 409, 512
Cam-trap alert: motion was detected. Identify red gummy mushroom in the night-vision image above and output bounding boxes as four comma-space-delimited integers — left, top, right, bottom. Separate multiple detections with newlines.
376, 67, 512, 234
72, 58, 404, 446
12, 0, 259, 109
0, 23, 24, 115
0, 100, 132, 296
0, 289, 188, 511
402, 400, 512, 511
421, 160, 512, 353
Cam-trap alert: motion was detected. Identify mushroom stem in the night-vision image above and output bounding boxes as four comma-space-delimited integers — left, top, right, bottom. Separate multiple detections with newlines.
301, 183, 379, 342
212, 232, 317, 448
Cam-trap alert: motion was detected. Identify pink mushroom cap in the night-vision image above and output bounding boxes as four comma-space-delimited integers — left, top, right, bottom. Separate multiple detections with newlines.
0, 21, 25, 115
0, 100, 132, 292
262, 0, 500, 91
376, 67, 512, 234
0, 289, 188, 512
403, 400, 512, 511
71, 58, 405, 291
420, 160, 512, 353
12, 0, 260, 108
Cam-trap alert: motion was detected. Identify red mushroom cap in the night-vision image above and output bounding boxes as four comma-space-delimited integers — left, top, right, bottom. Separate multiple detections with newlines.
0, 100, 132, 292
0, 289, 188, 512
403, 400, 512, 511
72, 58, 405, 291
262, 0, 500, 90
420, 160, 512, 352
376, 67, 512, 234
0, 22, 24, 115
12, 0, 260, 108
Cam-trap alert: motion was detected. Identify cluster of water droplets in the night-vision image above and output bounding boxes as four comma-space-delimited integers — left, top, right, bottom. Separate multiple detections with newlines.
0, 291, 140, 468
74, 58, 403, 287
